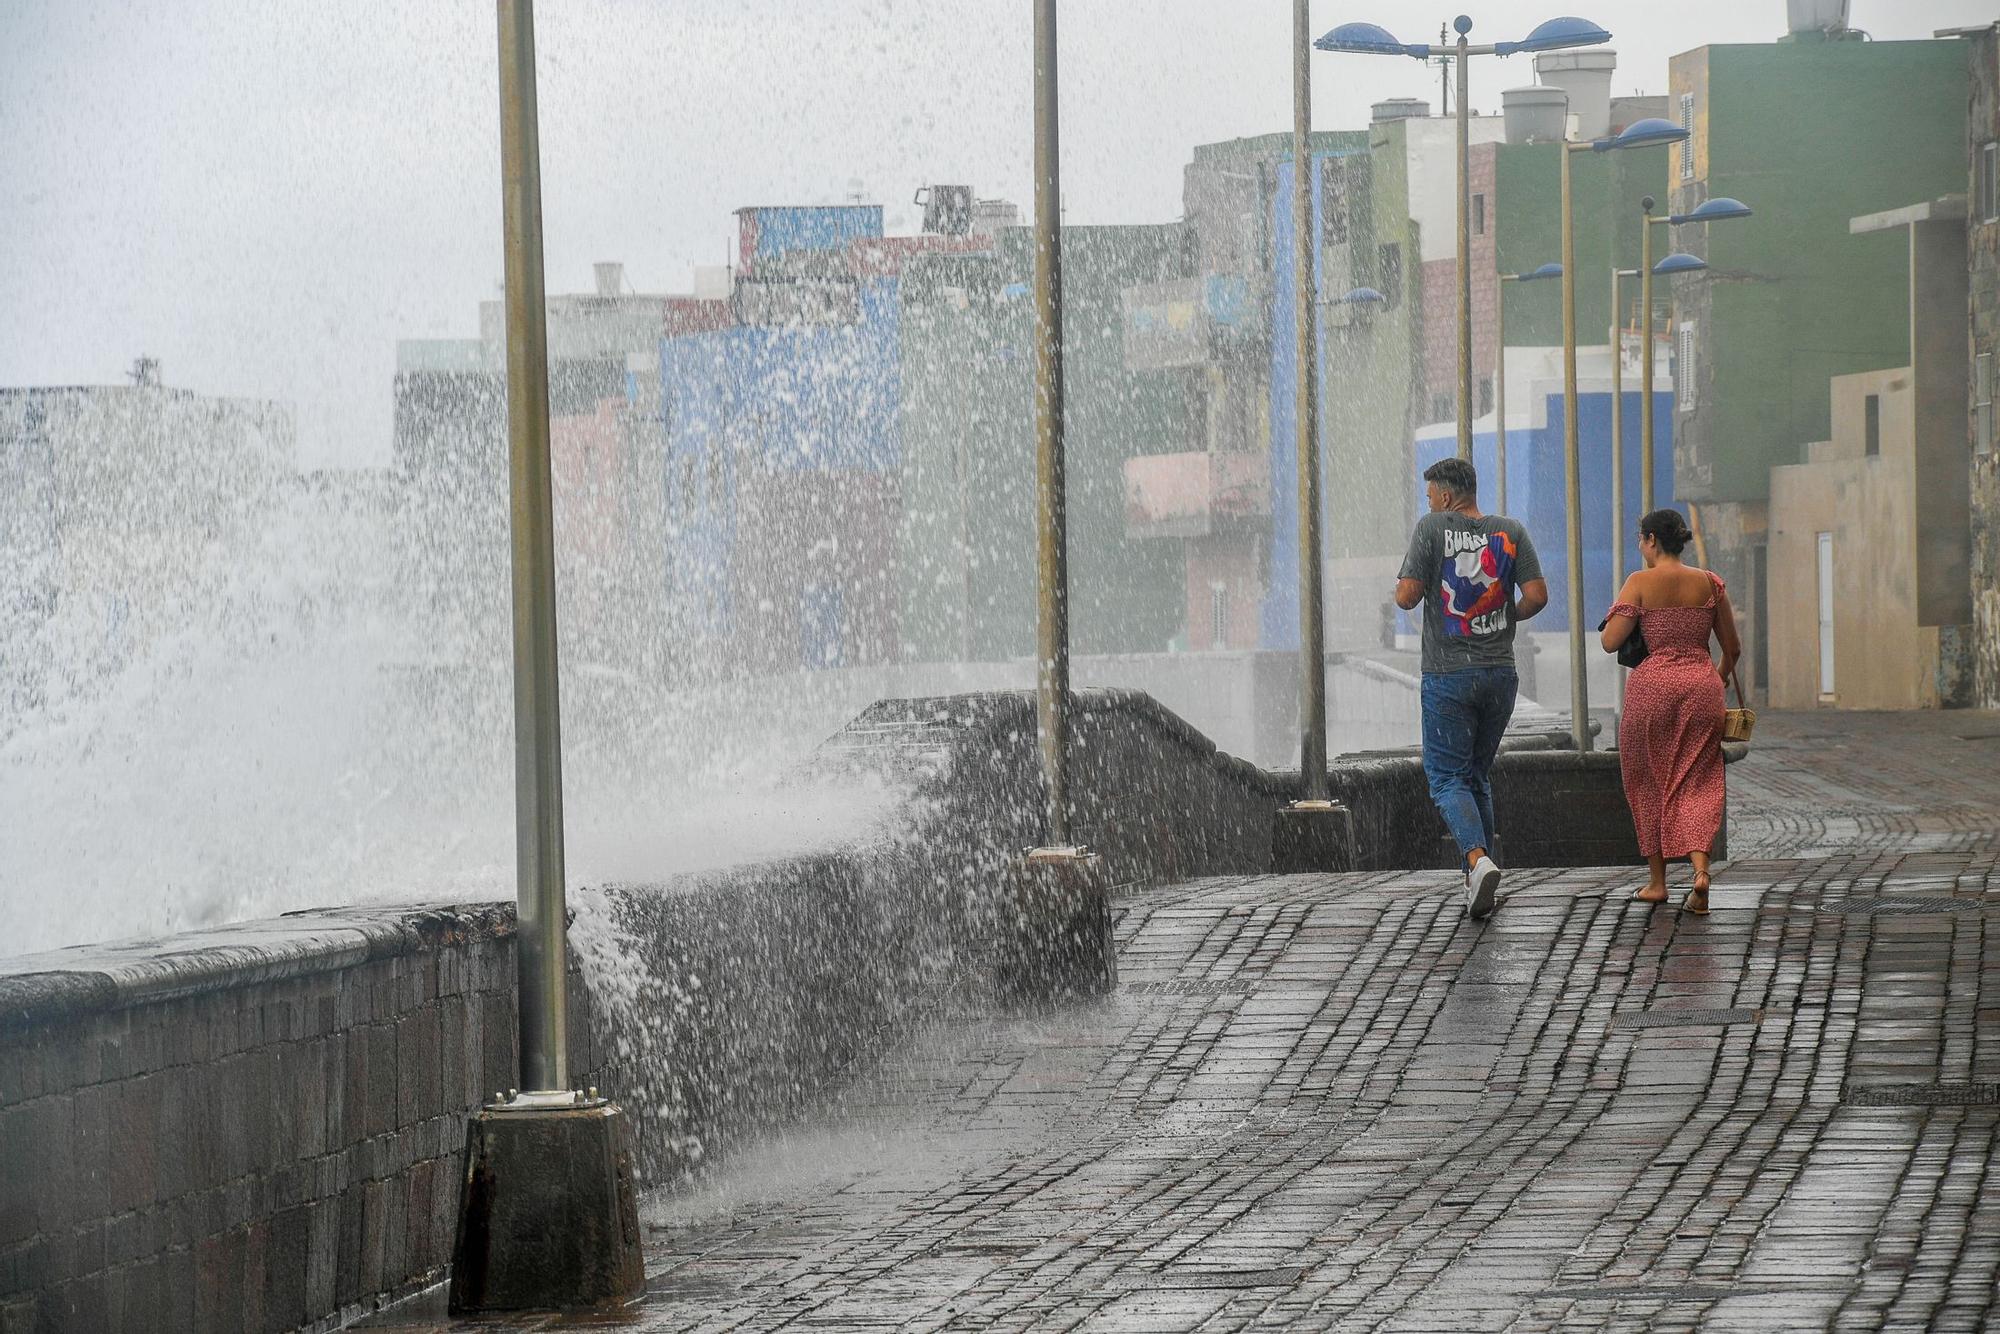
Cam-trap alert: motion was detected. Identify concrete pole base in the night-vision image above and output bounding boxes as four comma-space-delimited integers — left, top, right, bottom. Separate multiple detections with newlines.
1273, 800, 1359, 873
448, 1099, 647, 1315
999, 846, 1116, 1003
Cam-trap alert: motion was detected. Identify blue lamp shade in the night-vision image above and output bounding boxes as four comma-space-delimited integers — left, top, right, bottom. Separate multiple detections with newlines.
1315, 21, 1432, 58
1520, 262, 1564, 281
1495, 16, 1612, 56
1653, 252, 1709, 276
1675, 196, 1753, 224
1339, 286, 1389, 304
1595, 117, 1690, 151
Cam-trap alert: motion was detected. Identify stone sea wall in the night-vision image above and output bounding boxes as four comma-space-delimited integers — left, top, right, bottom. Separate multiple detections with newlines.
0, 689, 1644, 1332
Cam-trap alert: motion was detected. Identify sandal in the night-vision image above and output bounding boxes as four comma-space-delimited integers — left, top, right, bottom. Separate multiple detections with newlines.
1684, 875, 1711, 916
1632, 884, 1669, 904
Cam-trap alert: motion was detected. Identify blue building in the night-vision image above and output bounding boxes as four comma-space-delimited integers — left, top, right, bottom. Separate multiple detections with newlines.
661, 212, 904, 671
1414, 375, 1677, 637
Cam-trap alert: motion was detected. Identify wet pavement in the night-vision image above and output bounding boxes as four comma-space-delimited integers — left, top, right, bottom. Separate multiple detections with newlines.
366, 711, 2000, 1332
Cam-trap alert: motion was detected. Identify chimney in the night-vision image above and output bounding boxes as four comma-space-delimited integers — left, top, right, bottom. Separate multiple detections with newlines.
1503, 86, 1569, 145
1534, 48, 1617, 141
593, 262, 625, 298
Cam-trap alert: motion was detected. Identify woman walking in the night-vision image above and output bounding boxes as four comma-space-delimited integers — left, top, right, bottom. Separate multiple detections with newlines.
1601, 509, 1741, 914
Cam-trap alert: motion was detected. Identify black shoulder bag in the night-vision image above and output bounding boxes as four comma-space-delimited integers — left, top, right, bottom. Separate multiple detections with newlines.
1596, 614, 1648, 669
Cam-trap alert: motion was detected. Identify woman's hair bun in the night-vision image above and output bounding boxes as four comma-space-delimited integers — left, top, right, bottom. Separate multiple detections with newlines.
1640, 507, 1692, 556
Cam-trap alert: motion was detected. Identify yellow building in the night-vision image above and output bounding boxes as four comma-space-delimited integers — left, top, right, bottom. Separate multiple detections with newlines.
1766, 199, 1972, 709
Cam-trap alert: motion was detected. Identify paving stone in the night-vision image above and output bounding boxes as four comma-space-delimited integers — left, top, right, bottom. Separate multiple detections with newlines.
355, 711, 2000, 1333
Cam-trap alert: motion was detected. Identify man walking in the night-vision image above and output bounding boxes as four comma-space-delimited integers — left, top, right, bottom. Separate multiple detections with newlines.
1394, 458, 1548, 919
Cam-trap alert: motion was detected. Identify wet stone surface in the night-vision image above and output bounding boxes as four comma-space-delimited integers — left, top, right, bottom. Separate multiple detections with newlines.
365, 713, 2000, 1332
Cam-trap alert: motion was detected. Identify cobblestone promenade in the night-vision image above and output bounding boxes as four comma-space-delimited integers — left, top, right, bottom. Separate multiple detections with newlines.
373, 712, 2000, 1332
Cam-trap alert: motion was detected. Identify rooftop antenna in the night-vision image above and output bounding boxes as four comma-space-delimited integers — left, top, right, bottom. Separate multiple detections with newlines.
128, 356, 160, 388
1436, 23, 1451, 115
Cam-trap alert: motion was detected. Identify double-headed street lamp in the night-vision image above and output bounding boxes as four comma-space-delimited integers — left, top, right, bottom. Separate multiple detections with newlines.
1639, 195, 1752, 511
1317, 13, 1610, 463
1495, 261, 1561, 515
1558, 116, 1688, 752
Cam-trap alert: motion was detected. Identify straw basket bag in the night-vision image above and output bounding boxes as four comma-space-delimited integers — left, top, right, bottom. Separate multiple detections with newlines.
1722, 668, 1756, 743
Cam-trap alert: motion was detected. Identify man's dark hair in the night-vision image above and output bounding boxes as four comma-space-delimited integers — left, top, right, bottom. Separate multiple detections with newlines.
1423, 457, 1478, 499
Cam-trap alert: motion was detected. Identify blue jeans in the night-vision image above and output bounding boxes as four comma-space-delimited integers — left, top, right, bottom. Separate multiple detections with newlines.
1420, 666, 1518, 862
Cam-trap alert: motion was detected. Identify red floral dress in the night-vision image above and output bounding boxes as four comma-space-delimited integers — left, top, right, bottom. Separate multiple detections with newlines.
1608, 571, 1727, 859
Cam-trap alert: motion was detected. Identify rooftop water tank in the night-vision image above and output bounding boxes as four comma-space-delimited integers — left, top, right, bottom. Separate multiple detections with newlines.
1503, 86, 1569, 145
1787, 0, 1851, 35
1371, 97, 1431, 123
1534, 48, 1617, 140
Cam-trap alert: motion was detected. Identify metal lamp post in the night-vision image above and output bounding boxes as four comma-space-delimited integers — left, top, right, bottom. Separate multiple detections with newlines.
1316, 14, 1609, 462
1004, 0, 1113, 1000
1290, 0, 1392, 804
1494, 261, 1561, 516
1610, 264, 1637, 595
450, 0, 645, 1311
1032, 0, 1071, 849
1558, 116, 1688, 754
1291, 0, 1327, 803
1650, 250, 1711, 548
1273, 0, 1367, 874
1640, 195, 1752, 512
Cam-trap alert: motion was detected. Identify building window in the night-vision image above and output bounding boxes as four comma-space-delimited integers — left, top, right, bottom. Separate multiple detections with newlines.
1431, 393, 1454, 424
1209, 582, 1229, 650
1318, 158, 1349, 248
1977, 352, 1994, 454
1676, 322, 1698, 409
1478, 377, 1494, 416
1679, 92, 1696, 181
1473, 193, 1486, 235
1864, 393, 1881, 457
1377, 242, 1404, 306
1981, 143, 1999, 224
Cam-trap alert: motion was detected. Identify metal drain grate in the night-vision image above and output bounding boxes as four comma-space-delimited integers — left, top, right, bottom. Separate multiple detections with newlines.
1842, 1082, 2000, 1107
1125, 978, 1254, 997
1613, 1007, 1761, 1030
1144, 1265, 1304, 1290
1540, 1283, 1741, 1302
1822, 896, 1988, 916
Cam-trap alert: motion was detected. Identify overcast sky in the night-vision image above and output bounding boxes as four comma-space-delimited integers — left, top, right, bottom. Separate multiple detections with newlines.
2, 1, 1990, 466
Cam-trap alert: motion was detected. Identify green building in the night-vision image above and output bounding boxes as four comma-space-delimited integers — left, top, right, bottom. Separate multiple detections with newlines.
1488, 141, 1670, 351
1671, 36, 1969, 502
1664, 34, 1968, 695
895, 226, 1196, 662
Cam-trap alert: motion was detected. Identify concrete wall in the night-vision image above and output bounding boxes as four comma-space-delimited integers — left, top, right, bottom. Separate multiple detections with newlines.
0, 904, 588, 1333
1911, 218, 1974, 634
0, 688, 1291, 1334
690, 648, 1433, 776
1967, 29, 2000, 707
0, 686, 1644, 1334
1767, 368, 1950, 709
1765, 208, 1974, 711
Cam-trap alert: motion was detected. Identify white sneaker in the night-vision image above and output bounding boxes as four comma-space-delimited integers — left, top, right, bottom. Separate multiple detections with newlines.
1466, 855, 1501, 920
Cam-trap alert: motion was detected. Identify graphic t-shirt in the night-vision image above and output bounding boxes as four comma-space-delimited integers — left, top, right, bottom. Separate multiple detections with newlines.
1398, 511, 1543, 673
